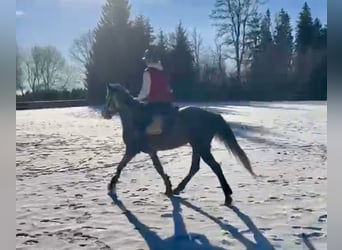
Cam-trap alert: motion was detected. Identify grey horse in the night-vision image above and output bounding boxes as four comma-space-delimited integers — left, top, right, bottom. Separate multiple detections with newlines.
102, 83, 256, 205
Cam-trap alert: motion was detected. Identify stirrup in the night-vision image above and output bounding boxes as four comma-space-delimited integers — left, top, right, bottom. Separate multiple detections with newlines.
146, 116, 163, 135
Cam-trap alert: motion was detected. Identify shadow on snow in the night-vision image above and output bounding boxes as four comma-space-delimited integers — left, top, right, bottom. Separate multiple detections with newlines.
109, 193, 277, 250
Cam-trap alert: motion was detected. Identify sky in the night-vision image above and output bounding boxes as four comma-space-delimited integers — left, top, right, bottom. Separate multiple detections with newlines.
16, 0, 327, 62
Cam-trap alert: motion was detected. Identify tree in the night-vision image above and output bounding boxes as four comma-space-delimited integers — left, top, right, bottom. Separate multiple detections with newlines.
249, 9, 273, 76
309, 50, 326, 100
248, 9, 277, 99
23, 47, 42, 93
133, 15, 154, 44
16, 45, 24, 95
245, 12, 261, 68
273, 8, 293, 95
294, 2, 315, 98
155, 30, 168, 53
69, 30, 95, 67
86, 0, 157, 103
129, 15, 155, 93
86, 0, 133, 104
155, 30, 170, 69
168, 21, 195, 99
212, 37, 227, 82
259, 9, 273, 50
295, 2, 313, 54
40, 46, 66, 91
23, 46, 66, 92
308, 20, 327, 100
69, 30, 95, 90
246, 12, 261, 51
210, 0, 264, 84
311, 18, 326, 51
57, 64, 84, 91
191, 28, 203, 81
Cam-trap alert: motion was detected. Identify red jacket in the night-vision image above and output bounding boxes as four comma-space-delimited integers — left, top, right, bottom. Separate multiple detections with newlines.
144, 67, 174, 103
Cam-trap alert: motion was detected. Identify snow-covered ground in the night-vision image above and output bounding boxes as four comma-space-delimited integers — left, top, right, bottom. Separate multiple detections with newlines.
16, 102, 327, 250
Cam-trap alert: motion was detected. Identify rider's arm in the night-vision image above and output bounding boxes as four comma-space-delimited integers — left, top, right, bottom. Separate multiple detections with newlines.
137, 71, 151, 101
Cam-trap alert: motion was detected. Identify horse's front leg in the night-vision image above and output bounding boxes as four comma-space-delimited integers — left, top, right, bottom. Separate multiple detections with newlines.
108, 152, 136, 194
173, 150, 200, 195
149, 152, 173, 196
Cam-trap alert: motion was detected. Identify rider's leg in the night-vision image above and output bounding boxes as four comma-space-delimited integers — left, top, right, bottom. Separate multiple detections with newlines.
159, 102, 174, 134
134, 104, 152, 150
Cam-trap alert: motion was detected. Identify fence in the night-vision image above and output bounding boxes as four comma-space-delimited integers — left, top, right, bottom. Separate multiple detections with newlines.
16, 99, 88, 110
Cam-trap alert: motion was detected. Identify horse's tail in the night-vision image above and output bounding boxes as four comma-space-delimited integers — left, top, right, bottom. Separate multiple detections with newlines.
214, 115, 256, 177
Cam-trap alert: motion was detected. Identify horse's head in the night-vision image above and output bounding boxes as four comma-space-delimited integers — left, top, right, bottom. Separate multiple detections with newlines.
101, 83, 135, 119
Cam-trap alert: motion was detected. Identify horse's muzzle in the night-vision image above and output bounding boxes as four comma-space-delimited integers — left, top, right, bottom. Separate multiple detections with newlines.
101, 108, 113, 119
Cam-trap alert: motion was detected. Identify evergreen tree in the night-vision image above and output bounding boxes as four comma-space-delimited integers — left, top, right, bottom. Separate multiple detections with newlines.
86, 0, 132, 104
129, 15, 155, 94
312, 18, 325, 50
132, 15, 154, 46
309, 51, 326, 100
156, 30, 168, 53
248, 9, 276, 99
295, 2, 313, 54
309, 20, 327, 99
294, 2, 327, 100
155, 30, 170, 70
294, 2, 315, 98
246, 12, 261, 64
273, 8, 293, 96
259, 9, 273, 50
247, 13, 262, 49
168, 21, 195, 100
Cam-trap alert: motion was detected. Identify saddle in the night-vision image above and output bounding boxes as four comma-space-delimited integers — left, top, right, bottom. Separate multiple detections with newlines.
146, 116, 163, 135
143, 105, 178, 136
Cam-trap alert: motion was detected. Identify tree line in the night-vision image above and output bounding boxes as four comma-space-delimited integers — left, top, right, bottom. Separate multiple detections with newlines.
16, 0, 326, 103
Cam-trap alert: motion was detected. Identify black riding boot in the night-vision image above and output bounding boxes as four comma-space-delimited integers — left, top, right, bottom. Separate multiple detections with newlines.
135, 116, 150, 151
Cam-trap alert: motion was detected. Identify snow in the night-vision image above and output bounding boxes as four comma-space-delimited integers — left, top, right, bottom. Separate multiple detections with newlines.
16, 102, 327, 249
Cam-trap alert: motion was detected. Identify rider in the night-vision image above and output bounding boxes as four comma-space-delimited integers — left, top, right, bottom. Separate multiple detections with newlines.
136, 47, 175, 137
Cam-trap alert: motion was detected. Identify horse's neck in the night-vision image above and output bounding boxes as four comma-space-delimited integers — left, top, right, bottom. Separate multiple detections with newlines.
118, 108, 135, 138
117, 99, 142, 140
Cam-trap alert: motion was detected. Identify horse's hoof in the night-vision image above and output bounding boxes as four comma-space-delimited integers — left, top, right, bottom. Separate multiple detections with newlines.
172, 189, 181, 195
225, 196, 233, 206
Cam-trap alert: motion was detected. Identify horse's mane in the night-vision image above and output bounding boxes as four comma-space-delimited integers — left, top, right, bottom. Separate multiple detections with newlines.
108, 83, 142, 107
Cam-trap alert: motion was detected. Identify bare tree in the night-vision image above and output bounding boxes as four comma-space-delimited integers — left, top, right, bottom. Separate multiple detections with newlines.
40, 46, 65, 90
23, 48, 42, 93
212, 37, 227, 78
23, 45, 66, 92
57, 65, 83, 91
210, 0, 264, 84
16, 45, 25, 95
191, 28, 203, 73
69, 30, 95, 67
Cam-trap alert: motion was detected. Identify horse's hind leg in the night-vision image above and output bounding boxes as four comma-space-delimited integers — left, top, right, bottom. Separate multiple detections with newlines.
173, 150, 200, 195
149, 152, 173, 196
108, 152, 136, 193
201, 150, 233, 206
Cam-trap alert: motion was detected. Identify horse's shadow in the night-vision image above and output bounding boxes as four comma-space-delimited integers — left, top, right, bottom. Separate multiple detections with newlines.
109, 194, 276, 250
178, 198, 275, 250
